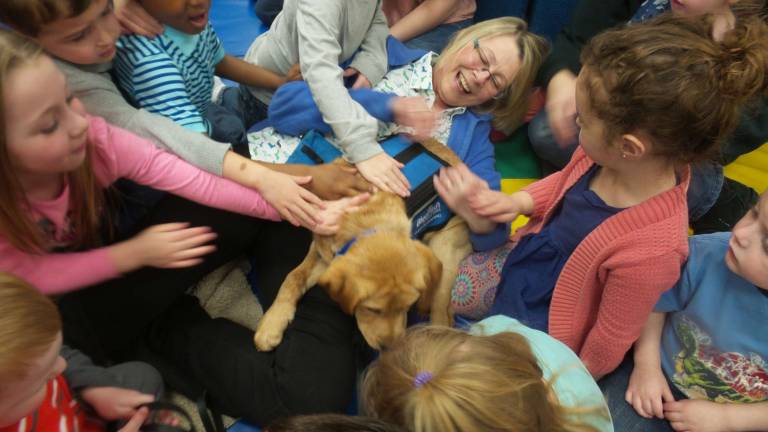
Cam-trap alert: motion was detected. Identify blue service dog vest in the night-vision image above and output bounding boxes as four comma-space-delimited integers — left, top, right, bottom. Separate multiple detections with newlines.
286, 131, 453, 239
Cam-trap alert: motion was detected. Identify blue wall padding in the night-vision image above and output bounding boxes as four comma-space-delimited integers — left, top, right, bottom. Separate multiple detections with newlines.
527, 0, 578, 42
210, 0, 267, 58
475, 0, 530, 23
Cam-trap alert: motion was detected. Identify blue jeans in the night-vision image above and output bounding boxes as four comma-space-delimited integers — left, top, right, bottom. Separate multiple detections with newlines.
220, 85, 270, 132
598, 356, 684, 432
206, 101, 249, 155
404, 19, 473, 54
528, 110, 723, 221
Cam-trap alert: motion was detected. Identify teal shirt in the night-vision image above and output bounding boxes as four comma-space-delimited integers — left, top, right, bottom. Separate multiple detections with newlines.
115, 24, 226, 134
471, 315, 614, 431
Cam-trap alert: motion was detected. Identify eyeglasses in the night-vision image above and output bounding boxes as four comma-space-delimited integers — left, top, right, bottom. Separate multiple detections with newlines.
473, 38, 509, 100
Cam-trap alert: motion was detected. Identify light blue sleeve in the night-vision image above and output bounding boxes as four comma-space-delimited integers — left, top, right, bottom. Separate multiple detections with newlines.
471, 316, 614, 432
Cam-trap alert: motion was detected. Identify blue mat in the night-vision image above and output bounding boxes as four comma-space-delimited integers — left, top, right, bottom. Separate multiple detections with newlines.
210, 0, 267, 58
228, 421, 261, 432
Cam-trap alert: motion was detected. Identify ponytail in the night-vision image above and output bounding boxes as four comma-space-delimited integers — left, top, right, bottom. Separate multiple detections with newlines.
717, 15, 768, 102
362, 325, 607, 432
580, 14, 768, 163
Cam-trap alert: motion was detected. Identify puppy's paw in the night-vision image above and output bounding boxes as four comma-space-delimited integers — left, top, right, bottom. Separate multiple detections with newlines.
253, 303, 296, 351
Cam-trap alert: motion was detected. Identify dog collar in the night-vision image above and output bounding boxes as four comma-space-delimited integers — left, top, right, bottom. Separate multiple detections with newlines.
335, 228, 377, 257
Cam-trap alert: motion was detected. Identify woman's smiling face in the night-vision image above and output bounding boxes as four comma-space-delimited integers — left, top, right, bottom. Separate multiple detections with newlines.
433, 34, 521, 108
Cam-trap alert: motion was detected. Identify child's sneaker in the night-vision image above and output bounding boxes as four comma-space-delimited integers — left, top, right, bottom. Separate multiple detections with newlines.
211, 76, 228, 104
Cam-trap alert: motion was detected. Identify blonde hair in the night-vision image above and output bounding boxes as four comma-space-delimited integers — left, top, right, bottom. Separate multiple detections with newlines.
0, 273, 61, 384
0, 30, 105, 253
362, 325, 606, 432
436, 17, 550, 133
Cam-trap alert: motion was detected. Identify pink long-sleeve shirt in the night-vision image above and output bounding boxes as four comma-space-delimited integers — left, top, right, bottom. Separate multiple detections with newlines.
518, 147, 691, 378
0, 116, 280, 294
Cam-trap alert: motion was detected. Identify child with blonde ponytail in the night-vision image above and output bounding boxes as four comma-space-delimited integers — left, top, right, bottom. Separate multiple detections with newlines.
362, 316, 612, 432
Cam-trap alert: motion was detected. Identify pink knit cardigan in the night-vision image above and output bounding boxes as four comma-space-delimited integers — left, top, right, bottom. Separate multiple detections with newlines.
517, 147, 690, 377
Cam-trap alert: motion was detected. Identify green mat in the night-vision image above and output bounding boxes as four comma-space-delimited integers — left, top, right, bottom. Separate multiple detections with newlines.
494, 125, 542, 180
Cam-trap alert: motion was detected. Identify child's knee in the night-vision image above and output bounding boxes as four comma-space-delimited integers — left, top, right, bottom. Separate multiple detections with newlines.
451, 243, 514, 319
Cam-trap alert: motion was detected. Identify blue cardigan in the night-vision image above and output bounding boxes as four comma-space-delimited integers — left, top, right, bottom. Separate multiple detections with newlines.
267, 37, 509, 250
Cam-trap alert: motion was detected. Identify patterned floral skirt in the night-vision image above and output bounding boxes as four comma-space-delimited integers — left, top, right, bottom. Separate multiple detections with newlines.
451, 241, 516, 319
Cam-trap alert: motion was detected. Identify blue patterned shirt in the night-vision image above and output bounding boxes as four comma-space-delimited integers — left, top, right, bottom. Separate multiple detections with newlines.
114, 24, 226, 133
630, 0, 671, 23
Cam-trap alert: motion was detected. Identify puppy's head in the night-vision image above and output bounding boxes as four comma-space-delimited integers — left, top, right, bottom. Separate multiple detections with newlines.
318, 235, 442, 350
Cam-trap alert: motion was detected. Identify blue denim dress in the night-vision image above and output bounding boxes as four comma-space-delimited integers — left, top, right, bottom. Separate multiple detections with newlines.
489, 166, 623, 332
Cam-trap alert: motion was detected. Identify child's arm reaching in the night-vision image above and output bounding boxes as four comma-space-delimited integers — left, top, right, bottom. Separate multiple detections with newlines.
433, 163, 534, 227
0, 222, 218, 295
433, 164, 497, 234
295, 0, 409, 197
625, 312, 675, 419
469, 189, 535, 224
215, 55, 301, 90
61, 345, 160, 430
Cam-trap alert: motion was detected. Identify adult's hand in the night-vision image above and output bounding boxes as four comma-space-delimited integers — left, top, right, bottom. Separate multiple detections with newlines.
545, 69, 579, 147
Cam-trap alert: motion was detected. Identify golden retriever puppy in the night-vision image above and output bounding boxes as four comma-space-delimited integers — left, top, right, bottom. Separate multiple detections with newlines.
254, 139, 471, 351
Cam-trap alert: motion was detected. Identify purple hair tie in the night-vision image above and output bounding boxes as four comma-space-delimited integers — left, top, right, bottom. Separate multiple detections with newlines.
413, 372, 433, 388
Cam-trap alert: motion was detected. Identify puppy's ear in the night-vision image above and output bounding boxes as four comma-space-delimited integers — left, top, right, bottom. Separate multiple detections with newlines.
318, 257, 362, 315
414, 242, 443, 315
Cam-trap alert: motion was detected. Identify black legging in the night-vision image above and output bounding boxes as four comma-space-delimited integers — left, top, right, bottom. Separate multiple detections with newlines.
146, 220, 367, 425
58, 193, 264, 364
60, 194, 365, 425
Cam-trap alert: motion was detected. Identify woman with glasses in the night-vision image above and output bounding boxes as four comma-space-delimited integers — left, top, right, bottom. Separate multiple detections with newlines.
250, 16, 548, 210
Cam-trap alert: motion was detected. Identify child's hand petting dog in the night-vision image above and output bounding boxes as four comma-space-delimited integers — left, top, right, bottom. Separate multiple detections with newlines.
313, 193, 371, 235
305, 164, 372, 200
255, 169, 327, 229
434, 164, 495, 234
469, 189, 534, 224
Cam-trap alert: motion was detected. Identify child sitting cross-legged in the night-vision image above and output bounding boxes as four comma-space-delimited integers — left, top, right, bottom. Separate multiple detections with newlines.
113, 0, 301, 154
600, 188, 768, 431
0, 273, 163, 432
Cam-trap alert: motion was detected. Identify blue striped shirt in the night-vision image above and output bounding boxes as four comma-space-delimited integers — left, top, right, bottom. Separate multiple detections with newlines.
114, 24, 226, 133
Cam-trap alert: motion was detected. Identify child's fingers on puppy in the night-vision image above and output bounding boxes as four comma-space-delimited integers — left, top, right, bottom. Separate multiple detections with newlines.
288, 200, 324, 228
